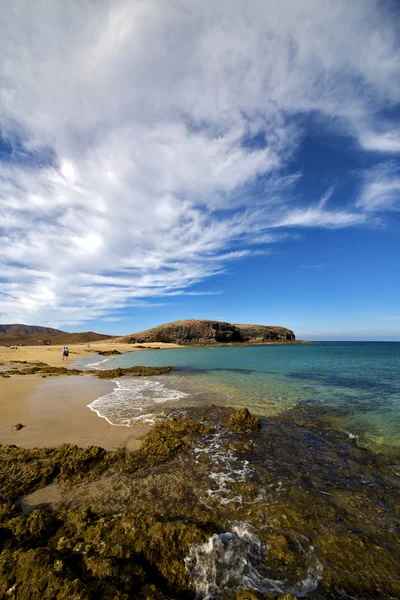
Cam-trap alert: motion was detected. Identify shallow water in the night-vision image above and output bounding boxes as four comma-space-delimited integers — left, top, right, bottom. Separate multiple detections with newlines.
80, 342, 400, 454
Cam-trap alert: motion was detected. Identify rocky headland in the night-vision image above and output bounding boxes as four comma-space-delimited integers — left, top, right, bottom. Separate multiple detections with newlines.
123, 319, 296, 345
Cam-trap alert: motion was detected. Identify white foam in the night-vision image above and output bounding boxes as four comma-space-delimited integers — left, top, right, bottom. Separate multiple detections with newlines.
185, 523, 323, 599
87, 377, 188, 426
86, 356, 114, 369
193, 431, 255, 505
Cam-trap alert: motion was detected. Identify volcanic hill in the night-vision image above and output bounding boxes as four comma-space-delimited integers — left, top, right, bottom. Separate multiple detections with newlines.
122, 319, 295, 345
0, 324, 112, 346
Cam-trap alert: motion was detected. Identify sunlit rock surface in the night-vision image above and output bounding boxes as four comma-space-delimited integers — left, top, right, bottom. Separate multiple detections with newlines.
123, 319, 296, 345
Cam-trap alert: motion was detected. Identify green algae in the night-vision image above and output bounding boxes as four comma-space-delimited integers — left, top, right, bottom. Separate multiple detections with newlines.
93, 365, 173, 379
0, 444, 107, 502
140, 416, 212, 461
227, 408, 261, 433
319, 535, 400, 596
1, 362, 174, 379
0, 407, 400, 599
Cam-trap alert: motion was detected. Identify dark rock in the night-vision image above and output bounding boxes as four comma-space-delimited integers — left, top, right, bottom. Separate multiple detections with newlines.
227, 408, 261, 433
13, 424, 24, 431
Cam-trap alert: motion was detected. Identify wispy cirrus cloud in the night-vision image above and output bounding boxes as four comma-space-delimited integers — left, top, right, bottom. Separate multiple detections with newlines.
0, 0, 399, 325
357, 162, 400, 212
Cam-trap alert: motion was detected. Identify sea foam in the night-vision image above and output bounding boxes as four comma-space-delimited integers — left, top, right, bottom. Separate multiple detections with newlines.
86, 356, 115, 369
87, 377, 188, 426
185, 523, 323, 599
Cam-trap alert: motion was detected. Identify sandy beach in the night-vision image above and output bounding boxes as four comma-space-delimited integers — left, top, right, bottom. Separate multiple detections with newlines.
0, 373, 154, 451
0, 340, 180, 368
0, 342, 183, 450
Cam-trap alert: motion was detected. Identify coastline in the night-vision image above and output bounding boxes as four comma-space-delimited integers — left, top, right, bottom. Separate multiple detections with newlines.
0, 374, 151, 450
1, 344, 400, 597
0, 342, 184, 450
0, 340, 182, 368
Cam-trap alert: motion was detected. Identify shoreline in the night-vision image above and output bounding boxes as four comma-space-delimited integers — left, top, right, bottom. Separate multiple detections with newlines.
0, 340, 182, 369
0, 374, 151, 451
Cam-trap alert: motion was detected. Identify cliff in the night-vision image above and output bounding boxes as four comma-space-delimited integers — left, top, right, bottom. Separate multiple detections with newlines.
233, 324, 295, 342
123, 319, 295, 345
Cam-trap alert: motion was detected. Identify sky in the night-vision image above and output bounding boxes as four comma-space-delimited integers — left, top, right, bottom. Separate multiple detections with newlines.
0, 0, 399, 341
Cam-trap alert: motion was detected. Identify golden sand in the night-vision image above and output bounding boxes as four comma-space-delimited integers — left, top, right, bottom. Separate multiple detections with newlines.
0, 375, 152, 450
0, 341, 181, 449
0, 340, 181, 368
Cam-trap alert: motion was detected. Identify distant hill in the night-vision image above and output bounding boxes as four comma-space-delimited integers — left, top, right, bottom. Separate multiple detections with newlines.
233, 324, 295, 342
0, 325, 112, 346
0, 324, 66, 336
121, 319, 295, 345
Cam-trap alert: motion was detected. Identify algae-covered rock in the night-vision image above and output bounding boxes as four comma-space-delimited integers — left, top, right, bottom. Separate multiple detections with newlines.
1, 405, 400, 599
0, 444, 107, 502
6, 508, 57, 547
93, 365, 173, 379
140, 416, 212, 462
5, 360, 174, 380
319, 535, 400, 597
0, 547, 90, 600
228, 408, 261, 433
13, 424, 23, 431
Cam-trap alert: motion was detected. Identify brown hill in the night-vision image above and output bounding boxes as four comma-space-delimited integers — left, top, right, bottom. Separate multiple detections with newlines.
0, 331, 112, 347
233, 324, 295, 342
0, 324, 66, 336
121, 319, 295, 345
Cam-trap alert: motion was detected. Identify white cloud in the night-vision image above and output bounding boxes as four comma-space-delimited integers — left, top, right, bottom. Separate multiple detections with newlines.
358, 128, 400, 153
357, 162, 400, 212
300, 264, 323, 270
0, 0, 399, 325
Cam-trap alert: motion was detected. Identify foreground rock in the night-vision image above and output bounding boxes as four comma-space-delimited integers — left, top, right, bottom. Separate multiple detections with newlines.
228, 408, 261, 433
0, 406, 399, 599
123, 319, 295, 345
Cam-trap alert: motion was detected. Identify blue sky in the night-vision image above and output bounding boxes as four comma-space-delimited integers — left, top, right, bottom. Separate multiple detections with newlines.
0, 1, 399, 340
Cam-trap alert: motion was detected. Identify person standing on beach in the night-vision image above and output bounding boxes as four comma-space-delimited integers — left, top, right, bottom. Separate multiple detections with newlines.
65, 347, 69, 360
62, 347, 66, 360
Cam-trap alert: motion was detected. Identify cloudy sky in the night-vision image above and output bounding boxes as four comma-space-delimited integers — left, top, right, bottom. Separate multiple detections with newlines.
0, 0, 399, 339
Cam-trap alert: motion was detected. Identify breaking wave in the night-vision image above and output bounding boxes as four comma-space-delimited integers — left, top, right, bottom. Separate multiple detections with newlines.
86, 356, 114, 369
87, 377, 188, 425
185, 523, 323, 599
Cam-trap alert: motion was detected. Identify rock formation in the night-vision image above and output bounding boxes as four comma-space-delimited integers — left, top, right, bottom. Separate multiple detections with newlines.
124, 319, 295, 345
227, 408, 261, 433
234, 323, 295, 342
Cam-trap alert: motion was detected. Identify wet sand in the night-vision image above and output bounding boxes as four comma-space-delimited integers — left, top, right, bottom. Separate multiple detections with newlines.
0, 375, 151, 450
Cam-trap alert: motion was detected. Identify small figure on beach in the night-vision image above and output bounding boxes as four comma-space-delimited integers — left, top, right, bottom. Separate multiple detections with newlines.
62, 347, 68, 360
65, 347, 69, 359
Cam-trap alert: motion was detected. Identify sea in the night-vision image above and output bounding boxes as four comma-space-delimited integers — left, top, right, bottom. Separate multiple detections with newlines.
79, 341, 400, 456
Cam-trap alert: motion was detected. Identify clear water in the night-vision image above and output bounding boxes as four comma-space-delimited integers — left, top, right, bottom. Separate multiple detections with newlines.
82, 343, 400, 453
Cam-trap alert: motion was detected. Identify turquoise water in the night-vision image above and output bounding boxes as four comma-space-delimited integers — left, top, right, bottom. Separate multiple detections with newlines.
83, 342, 400, 453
